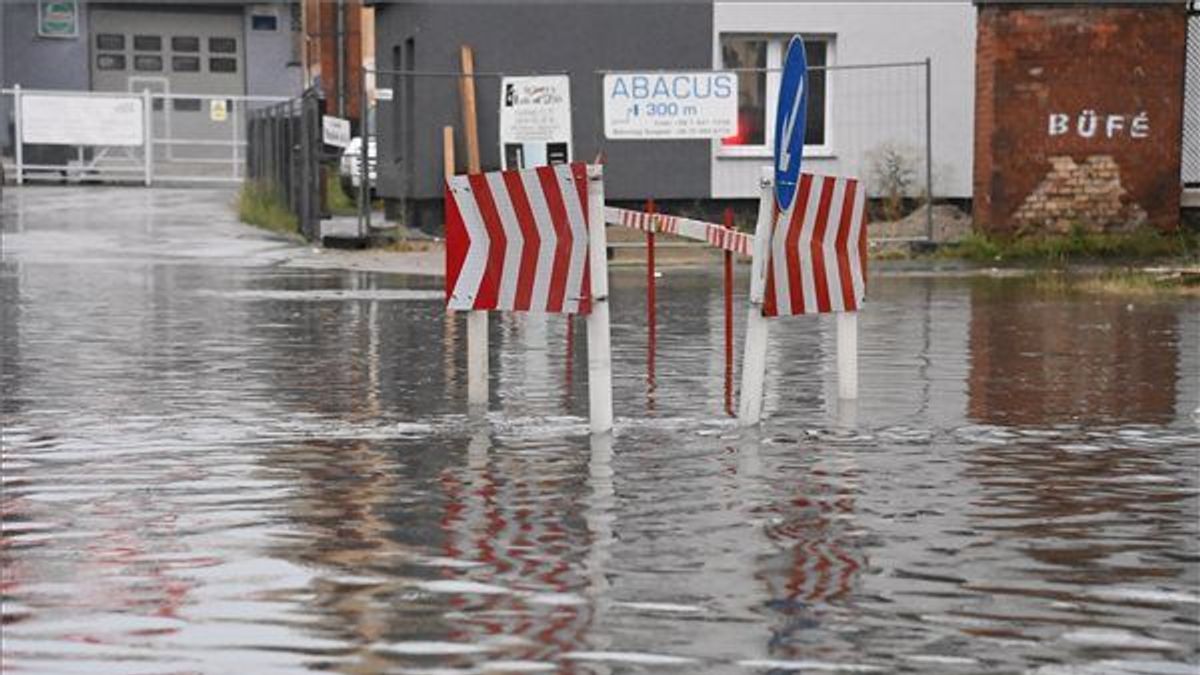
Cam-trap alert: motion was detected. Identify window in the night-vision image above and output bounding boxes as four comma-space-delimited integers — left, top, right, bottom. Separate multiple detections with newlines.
96, 33, 124, 50
209, 57, 237, 73
96, 53, 125, 70
171, 36, 199, 52
209, 37, 237, 53
133, 35, 161, 51
251, 14, 278, 31
719, 35, 830, 155
173, 98, 202, 112
172, 56, 200, 72
134, 55, 163, 71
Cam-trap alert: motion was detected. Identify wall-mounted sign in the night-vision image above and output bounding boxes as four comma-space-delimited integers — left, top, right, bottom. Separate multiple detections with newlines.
21, 93, 143, 146
375, 88, 394, 102
499, 75, 572, 169
602, 72, 737, 140
322, 114, 351, 148
38, 0, 78, 38
1047, 110, 1149, 139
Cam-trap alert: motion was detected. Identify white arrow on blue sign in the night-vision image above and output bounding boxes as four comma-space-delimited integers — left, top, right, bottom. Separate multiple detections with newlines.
773, 35, 809, 211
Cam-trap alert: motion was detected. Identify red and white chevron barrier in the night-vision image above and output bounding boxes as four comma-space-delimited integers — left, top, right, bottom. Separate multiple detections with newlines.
740, 169, 869, 425
444, 162, 613, 434
763, 173, 867, 317
446, 162, 592, 314
605, 206, 753, 256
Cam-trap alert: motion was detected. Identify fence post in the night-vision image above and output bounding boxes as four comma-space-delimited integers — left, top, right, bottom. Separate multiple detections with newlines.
587, 164, 614, 434
13, 84, 23, 185
924, 56, 933, 242
738, 168, 775, 426
142, 88, 152, 186
358, 70, 370, 238
230, 99, 239, 182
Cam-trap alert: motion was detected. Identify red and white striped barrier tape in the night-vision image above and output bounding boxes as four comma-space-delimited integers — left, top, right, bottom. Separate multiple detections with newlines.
604, 206, 753, 256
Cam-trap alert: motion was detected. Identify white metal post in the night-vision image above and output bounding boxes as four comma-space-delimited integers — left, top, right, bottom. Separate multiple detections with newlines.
467, 311, 488, 409
738, 167, 776, 425
13, 84, 23, 185
837, 311, 858, 400
142, 88, 152, 186
230, 99, 239, 181
586, 164, 614, 434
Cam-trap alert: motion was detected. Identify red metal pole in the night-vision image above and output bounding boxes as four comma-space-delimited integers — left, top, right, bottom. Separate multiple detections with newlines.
724, 207, 735, 416
646, 198, 657, 412
646, 198, 657, 336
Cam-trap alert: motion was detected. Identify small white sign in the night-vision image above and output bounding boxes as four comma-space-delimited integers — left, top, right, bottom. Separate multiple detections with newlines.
499, 75, 572, 169
603, 72, 738, 140
209, 99, 228, 122
21, 93, 143, 146
375, 87, 393, 101
322, 114, 351, 147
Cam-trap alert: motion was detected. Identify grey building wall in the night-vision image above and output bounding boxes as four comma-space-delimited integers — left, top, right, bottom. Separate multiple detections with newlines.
374, 0, 712, 214
2, 1, 91, 156
243, 3, 303, 98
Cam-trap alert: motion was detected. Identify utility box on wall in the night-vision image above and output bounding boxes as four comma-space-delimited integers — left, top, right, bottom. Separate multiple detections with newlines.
974, 2, 1187, 235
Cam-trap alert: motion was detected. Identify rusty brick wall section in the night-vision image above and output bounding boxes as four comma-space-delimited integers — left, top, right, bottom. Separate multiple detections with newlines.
974, 4, 1186, 234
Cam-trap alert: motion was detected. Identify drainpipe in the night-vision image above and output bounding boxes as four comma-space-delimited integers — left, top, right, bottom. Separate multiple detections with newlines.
336, 0, 346, 117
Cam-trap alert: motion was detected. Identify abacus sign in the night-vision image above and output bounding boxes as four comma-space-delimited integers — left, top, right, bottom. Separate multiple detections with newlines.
603, 72, 738, 139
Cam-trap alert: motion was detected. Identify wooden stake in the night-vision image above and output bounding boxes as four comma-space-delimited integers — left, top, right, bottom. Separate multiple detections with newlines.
442, 125, 455, 179
459, 46, 481, 173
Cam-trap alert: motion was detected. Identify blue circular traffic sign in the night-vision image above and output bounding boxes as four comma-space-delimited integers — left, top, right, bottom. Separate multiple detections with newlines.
774, 35, 809, 211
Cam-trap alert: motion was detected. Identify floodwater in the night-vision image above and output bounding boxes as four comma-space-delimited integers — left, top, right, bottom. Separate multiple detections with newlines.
2, 187, 1198, 674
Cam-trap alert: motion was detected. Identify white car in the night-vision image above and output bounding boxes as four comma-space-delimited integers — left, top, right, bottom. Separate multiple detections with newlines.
339, 137, 377, 196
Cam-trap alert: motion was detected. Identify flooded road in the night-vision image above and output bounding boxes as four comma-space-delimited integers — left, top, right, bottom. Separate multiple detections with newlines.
2, 187, 1198, 674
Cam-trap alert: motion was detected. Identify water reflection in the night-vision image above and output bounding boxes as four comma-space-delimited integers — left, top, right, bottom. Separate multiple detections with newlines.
968, 278, 1181, 425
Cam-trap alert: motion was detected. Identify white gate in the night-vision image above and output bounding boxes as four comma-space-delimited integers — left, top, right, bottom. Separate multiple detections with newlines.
3, 86, 290, 185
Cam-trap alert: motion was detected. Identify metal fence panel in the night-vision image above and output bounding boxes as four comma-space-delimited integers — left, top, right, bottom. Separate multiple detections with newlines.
1183, 10, 1200, 186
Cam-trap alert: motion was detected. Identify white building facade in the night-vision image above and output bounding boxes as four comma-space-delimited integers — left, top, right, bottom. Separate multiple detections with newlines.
710, 1, 976, 200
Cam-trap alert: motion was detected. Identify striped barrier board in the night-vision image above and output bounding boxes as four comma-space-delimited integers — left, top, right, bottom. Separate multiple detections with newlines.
763, 173, 867, 317
605, 206, 753, 256
446, 162, 592, 314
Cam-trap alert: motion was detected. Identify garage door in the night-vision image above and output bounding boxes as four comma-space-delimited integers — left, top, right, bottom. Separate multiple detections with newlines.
90, 7, 245, 169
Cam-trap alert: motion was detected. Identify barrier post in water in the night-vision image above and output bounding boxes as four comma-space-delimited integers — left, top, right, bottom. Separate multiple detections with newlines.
587, 164, 614, 433
738, 168, 776, 425
837, 311, 858, 400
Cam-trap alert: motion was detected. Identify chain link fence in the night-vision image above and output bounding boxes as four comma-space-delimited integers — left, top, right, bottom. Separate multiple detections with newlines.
245, 88, 324, 241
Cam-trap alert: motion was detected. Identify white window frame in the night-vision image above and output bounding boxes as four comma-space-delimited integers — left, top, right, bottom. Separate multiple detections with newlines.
716, 34, 835, 160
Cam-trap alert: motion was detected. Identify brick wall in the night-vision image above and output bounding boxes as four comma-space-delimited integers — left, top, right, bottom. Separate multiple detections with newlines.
974, 3, 1187, 234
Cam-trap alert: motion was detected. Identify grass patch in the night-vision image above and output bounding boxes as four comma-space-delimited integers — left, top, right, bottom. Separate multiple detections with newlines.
379, 238, 438, 253
1029, 269, 1200, 296
939, 228, 1198, 264
237, 181, 299, 236
326, 171, 358, 216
